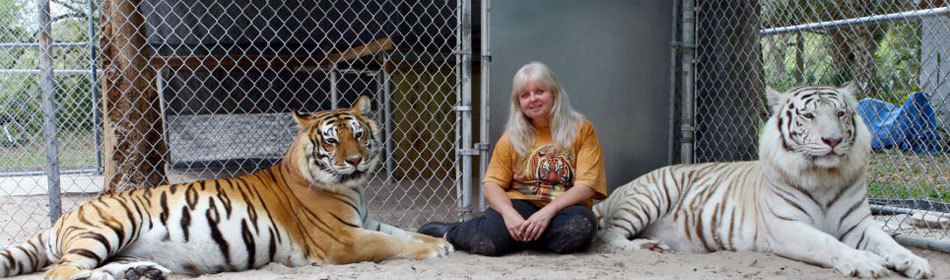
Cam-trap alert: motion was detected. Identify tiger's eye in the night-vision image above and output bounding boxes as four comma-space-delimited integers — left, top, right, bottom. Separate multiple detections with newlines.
802, 113, 815, 119
836, 111, 846, 117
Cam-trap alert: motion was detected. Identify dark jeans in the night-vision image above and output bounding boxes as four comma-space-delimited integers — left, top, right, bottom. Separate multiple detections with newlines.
445, 199, 596, 256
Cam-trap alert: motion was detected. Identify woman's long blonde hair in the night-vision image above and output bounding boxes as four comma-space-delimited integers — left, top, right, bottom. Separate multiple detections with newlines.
505, 61, 585, 155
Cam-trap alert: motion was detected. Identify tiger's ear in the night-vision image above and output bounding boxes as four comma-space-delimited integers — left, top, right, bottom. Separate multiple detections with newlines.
765, 86, 785, 114
352, 95, 372, 115
293, 111, 312, 125
840, 81, 859, 98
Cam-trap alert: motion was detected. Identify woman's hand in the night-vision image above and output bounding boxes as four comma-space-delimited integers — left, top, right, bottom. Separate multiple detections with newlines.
519, 185, 595, 241
502, 212, 527, 241
520, 207, 554, 241
484, 183, 529, 241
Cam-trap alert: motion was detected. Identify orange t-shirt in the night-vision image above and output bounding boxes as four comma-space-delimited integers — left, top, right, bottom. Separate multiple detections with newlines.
484, 120, 607, 208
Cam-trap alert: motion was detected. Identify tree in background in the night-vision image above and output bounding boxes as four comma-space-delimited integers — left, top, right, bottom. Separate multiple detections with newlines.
98, 0, 167, 192
760, 0, 916, 96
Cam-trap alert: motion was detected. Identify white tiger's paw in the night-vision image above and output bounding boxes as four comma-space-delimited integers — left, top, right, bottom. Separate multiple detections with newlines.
885, 252, 932, 279
628, 239, 670, 252
594, 236, 669, 253
833, 250, 889, 278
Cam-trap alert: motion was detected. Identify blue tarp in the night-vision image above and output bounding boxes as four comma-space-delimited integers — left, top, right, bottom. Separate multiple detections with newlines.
856, 92, 943, 155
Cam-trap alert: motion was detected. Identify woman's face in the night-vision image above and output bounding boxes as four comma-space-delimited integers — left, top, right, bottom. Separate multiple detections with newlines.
517, 81, 554, 126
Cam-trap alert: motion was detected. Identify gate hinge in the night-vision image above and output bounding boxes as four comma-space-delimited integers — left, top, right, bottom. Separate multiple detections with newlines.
452, 105, 472, 112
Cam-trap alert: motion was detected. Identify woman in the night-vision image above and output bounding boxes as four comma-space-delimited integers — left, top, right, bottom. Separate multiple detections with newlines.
418, 61, 606, 256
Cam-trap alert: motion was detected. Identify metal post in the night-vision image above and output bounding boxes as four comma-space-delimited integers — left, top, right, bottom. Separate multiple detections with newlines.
381, 55, 395, 181
37, 0, 62, 224
679, 0, 696, 164
330, 68, 339, 109
478, 0, 490, 212
760, 6, 950, 35
374, 66, 393, 180
893, 234, 950, 254
668, 0, 680, 164
456, 0, 474, 221
87, 0, 103, 174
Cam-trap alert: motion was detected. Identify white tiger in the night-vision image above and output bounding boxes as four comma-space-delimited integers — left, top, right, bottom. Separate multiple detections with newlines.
593, 83, 933, 278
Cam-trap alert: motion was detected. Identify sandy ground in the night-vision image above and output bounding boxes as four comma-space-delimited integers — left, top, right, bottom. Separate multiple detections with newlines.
4, 247, 949, 280
2, 171, 949, 279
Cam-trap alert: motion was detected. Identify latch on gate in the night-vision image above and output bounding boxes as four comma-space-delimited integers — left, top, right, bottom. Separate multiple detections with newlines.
458, 143, 490, 156
458, 149, 479, 156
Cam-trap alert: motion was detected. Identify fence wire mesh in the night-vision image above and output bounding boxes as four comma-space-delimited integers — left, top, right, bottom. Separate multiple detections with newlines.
692, 0, 950, 242
0, 0, 464, 245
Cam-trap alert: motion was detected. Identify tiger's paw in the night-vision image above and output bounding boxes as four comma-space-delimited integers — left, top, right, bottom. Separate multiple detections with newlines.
413, 241, 453, 260
96, 261, 170, 280
433, 237, 455, 254
833, 250, 889, 278
44, 265, 112, 280
885, 252, 932, 279
69, 271, 115, 280
629, 239, 670, 252
592, 237, 669, 253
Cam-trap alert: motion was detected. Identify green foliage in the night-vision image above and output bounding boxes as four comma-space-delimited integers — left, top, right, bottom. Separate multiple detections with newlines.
868, 181, 950, 202
0, 2, 98, 136
872, 21, 921, 104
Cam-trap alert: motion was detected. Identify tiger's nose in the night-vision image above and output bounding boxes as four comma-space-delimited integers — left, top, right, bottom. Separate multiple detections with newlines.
345, 155, 362, 166
821, 137, 842, 148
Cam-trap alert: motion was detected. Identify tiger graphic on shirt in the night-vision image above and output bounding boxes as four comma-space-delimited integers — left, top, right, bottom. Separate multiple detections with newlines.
513, 144, 575, 201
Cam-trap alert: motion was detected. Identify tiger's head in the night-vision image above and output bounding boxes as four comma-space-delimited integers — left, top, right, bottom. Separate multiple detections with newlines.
288, 95, 381, 190
529, 145, 574, 186
759, 83, 871, 187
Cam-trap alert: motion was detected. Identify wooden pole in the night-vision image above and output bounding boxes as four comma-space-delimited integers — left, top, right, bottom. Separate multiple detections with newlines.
99, 0, 168, 192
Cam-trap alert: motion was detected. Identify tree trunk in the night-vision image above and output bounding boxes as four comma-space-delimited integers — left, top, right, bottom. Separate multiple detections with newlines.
795, 32, 804, 83
693, 0, 765, 162
828, 26, 883, 96
99, 0, 168, 193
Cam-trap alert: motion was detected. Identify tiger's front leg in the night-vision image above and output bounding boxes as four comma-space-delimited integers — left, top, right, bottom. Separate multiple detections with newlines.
364, 219, 454, 252
848, 219, 932, 279
329, 227, 452, 263
767, 219, 889, 278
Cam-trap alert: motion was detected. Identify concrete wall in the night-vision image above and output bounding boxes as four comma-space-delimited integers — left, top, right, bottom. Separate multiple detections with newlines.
920, 16, 950, 129
489, 0, 673, 194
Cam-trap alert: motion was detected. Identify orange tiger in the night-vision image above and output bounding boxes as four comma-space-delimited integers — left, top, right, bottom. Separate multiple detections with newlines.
0, 96, 451, 280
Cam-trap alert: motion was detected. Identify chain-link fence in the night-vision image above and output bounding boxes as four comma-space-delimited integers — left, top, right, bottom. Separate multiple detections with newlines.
686, 0, 950, 244
0, 0, 102, 245
0, 0, 469, 245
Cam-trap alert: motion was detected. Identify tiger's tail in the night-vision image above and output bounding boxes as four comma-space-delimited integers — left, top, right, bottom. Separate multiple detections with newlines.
0, 230, 51, 277
592, 201, 605, 229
